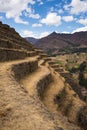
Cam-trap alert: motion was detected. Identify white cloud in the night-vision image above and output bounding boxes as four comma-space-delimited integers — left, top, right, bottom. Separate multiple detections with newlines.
29, 14, 40, 19
50, 7, 54, 12
0, 0, 36, 24
32, 23, 42, 27
62, 31, 70, 34
15, 17, 29, 25
0, 16, 3, 20
21, 30, 50, 38
25, 7, 40, 19
64, 5, 70, 11
78, 18, 87, 26
70, 0, 87, 14
72, 26, 87, 33
39, 31, 50, 38
37, 0, 43, 5
41, 12, 61, 26
58, 9, 64, 14
64, 0, 87, 14
21, 30, 37, 37
62, 16, 74, 22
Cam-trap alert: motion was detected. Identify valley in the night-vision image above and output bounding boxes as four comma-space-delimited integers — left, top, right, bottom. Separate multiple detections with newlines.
0, 22, 87, 130
26, 31, 87, 56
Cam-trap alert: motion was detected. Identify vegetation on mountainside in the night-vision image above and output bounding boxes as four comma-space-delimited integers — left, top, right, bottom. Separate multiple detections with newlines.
56, 54, 87, 104
67, 61, 87, 88
55, 60, 62, 65
78, 106, 87, 130
59, 47, 87, 54
78, 62, 87, 88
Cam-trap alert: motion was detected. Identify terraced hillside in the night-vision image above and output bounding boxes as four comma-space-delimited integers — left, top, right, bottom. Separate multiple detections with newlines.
0, 22, 87, 130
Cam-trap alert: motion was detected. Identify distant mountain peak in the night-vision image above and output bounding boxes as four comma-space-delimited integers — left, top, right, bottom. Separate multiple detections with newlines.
35, 31, 87, 55
50, 31, 58, 36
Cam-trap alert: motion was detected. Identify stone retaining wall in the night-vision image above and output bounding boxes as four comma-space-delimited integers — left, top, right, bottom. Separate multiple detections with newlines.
0, 39, 22, 49
12, 60, 38, 81
0, 49, 29, 61
37, 73, 52, 98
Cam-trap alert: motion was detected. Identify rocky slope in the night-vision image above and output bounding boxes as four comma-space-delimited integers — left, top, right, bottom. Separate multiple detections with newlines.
0, 22, 87, 130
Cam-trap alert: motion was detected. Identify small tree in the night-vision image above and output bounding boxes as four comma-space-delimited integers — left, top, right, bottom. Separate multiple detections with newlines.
79, 72, 85, 86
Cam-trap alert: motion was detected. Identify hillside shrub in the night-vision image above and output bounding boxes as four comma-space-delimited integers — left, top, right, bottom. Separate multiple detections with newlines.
78, 106, 87, 130
79, 72, 85, 86
79, 61, 87, 72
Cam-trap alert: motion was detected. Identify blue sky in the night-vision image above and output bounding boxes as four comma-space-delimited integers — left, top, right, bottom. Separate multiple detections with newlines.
0, 0, 87, 38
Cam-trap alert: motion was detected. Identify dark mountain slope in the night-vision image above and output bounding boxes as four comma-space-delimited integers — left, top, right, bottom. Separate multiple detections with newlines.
0, 21, 34, 51
35, 31, 87, 55
25, 37, 39, 44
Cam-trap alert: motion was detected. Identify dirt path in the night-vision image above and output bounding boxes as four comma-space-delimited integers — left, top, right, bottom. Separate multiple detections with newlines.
0, 55, 39, 66
20, 65, 51, 97
41, 65, 81, 130
42, 71, 64, 113
0, 60, 61, 130
0, 58, 81, 130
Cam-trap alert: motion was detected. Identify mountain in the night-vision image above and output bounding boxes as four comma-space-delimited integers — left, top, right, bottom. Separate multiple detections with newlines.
25, 37, 39, 44
35, 31, 87, 55
0, 21, 87, 130
0, 21, 34, 51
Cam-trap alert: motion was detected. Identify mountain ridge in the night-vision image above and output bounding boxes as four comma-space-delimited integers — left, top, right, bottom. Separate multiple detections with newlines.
26, 37, 38, 44
26, 31, 87, 55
